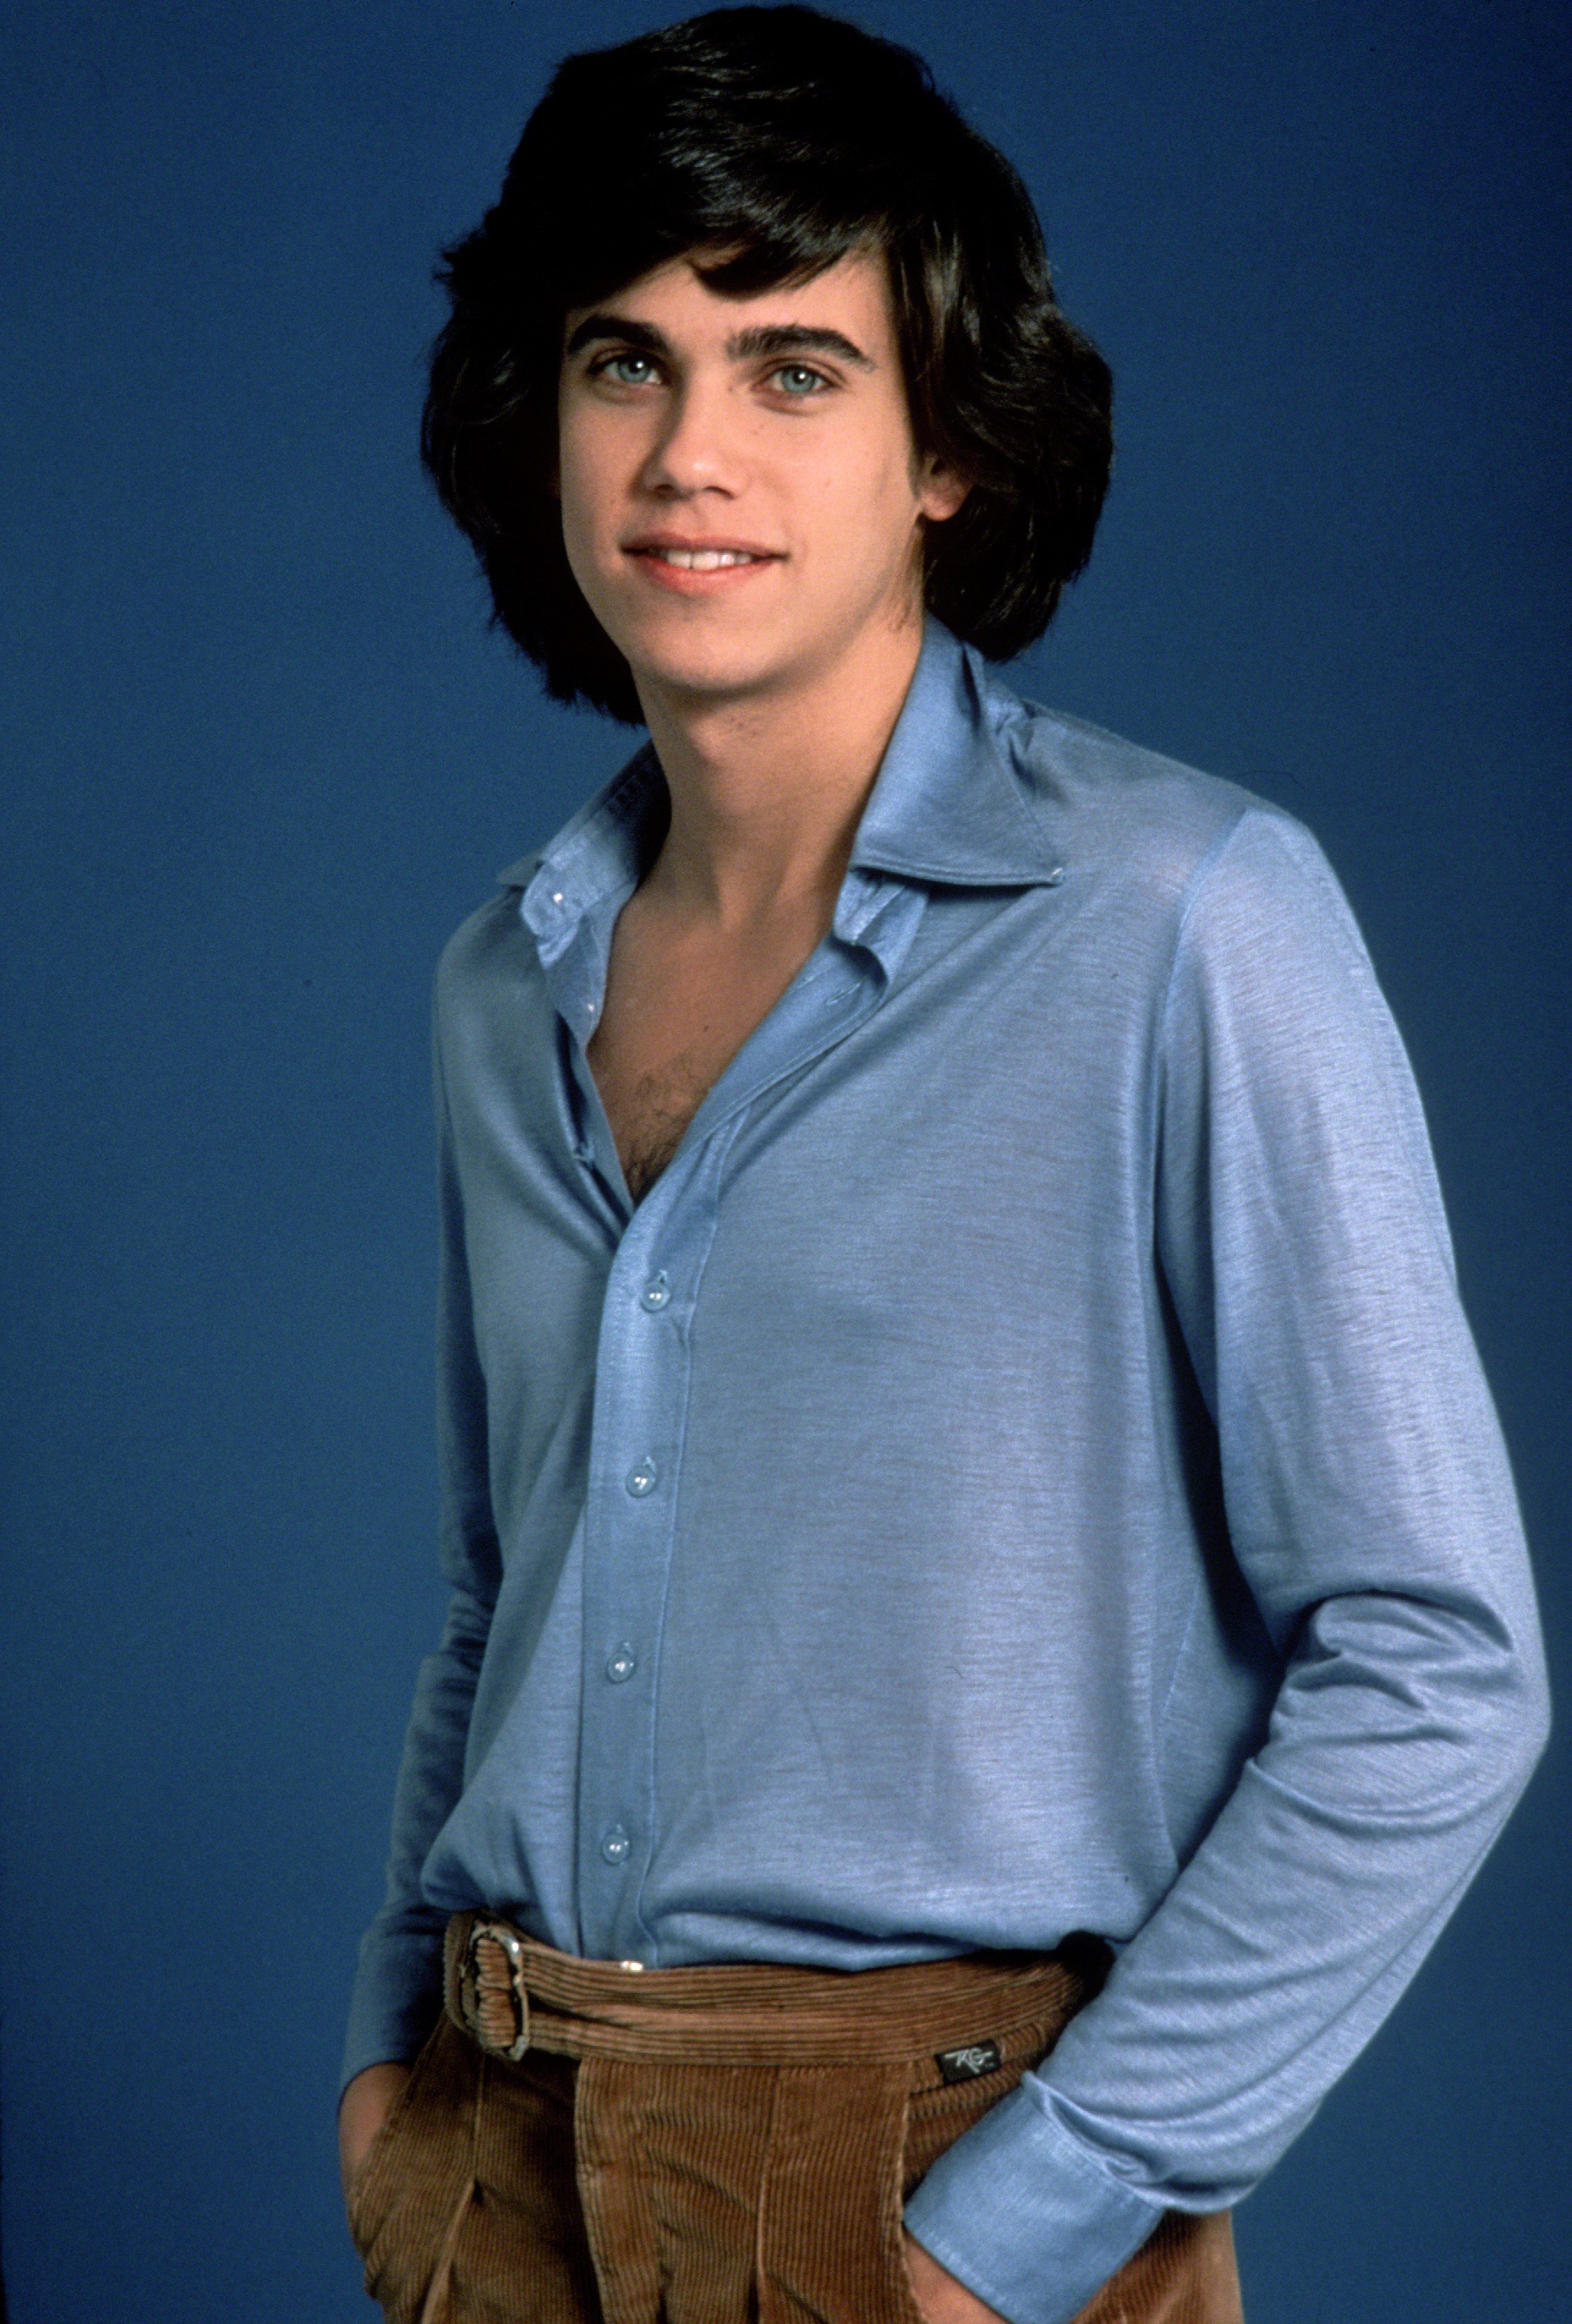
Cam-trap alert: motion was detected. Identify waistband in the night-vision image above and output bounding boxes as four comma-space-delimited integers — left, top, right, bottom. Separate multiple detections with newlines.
443, 1911, 1107, 2078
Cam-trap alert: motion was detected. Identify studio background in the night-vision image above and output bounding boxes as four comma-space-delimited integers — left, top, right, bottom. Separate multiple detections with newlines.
2, 2, 1566, 2318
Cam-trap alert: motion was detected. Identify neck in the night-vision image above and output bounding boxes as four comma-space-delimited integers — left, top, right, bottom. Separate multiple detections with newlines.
631, 613, 925, 930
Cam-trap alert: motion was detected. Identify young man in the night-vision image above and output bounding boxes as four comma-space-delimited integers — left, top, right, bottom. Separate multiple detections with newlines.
339, 11, 1548, 2322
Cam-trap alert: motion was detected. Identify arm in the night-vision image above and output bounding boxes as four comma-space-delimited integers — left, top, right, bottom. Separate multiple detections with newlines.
903, 809, 1549, 2324
340, 1032, 503, 2117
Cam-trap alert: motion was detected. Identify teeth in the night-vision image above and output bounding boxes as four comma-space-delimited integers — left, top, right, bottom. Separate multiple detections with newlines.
651, 548, 760, 570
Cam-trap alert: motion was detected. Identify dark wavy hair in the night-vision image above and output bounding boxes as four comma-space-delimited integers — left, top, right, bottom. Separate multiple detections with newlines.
422, 6, 1113, 724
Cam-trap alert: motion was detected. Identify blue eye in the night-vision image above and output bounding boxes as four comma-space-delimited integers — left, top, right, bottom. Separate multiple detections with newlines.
773, 365, 824, 396
604, 354, 657, 385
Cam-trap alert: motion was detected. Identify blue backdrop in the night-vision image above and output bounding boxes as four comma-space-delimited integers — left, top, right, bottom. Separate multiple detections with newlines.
2, 3, 1566, 2318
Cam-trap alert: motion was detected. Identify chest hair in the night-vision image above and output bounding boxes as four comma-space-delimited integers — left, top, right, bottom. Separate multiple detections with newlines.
610, 1049, 716, 1203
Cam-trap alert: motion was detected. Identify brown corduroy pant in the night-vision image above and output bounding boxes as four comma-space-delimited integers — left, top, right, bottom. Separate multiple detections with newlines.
347, 1913, 1242, 2324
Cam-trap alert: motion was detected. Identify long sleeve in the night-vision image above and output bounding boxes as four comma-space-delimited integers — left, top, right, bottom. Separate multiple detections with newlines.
340, 1036, 502, 2094
903, 808, 1550, 2323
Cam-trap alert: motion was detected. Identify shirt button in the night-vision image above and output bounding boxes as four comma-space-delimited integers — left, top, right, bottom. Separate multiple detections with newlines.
600, 1825, 631, 1865
625, 1459, 659, 1497
640, 1272, 671, 1312
605, 1644, 637, 1684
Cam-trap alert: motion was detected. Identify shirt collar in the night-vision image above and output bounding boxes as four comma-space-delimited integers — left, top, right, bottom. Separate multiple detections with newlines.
845, 619, 1063, 889
505, 619, 1064, 948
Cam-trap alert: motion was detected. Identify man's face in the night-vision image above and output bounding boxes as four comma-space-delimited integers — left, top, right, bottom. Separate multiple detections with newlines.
556, 248, 967, 707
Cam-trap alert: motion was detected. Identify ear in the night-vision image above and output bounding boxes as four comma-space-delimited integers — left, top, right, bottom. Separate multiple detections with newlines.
916, 455, 971, 525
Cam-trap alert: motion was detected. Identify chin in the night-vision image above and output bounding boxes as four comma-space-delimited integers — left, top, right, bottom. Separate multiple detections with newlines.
615, 616, 798, 704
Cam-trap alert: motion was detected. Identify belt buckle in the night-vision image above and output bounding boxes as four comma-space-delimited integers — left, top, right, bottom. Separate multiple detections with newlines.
461, 1919, 531, 2061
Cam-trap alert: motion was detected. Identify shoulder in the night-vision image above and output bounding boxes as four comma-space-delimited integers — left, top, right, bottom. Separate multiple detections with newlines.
431, 859, 555, 1083
435, 880, 535, 1006
982, 668, 1350, 946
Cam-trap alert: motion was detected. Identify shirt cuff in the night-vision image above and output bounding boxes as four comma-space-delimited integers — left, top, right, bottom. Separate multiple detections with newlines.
340, 1925, 446, 2100
902, 2078, 1166, 2324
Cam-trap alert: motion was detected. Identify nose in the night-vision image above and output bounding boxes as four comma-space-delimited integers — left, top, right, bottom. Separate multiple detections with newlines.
640, 372, 745, 498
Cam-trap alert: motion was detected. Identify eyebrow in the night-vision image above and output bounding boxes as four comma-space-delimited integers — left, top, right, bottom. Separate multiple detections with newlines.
564, 313, 875, 370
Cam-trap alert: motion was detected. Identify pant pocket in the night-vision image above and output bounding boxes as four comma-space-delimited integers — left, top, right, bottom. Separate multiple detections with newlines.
901, 2029, 1044, 2203
903, 2057, 1245, 2324
351, 2018, 482, 2324
894, 2029, 1057, 2320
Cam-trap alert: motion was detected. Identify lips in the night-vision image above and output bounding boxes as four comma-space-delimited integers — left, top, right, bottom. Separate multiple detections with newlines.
619, 532, 785, 599
644, 546, 764, 570
623, 534, 784, 572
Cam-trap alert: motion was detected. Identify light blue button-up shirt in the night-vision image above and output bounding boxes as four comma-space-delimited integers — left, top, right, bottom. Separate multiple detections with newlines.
345, 621, 1547, 2324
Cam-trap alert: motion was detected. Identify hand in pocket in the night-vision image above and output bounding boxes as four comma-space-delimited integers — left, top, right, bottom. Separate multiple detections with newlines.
902, 2229, 1009, 2323
339, 2061, 414, 2210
